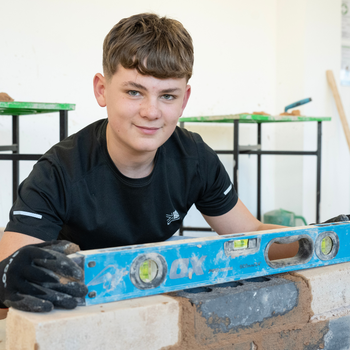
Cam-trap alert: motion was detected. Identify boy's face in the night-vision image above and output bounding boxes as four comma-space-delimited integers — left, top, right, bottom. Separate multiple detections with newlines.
93, 65, 191, 160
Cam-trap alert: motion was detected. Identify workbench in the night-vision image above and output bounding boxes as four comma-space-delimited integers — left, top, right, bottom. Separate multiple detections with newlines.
179, 113, 331, 232
0, 101, 75, 203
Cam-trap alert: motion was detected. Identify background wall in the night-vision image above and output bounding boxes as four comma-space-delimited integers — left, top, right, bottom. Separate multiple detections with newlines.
0, 0, 349, 232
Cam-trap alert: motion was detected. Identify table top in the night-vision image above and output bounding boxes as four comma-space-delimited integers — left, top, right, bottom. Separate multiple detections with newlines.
179, 114, 331, 124
0, 101, 75, 116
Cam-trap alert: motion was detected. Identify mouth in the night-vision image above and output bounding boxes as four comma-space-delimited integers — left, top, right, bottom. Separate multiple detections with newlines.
135, 125, 161, 135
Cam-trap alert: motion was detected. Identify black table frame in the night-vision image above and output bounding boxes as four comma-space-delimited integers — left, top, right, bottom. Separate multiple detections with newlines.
0, 111, 68, 203
179, 120, 323, 234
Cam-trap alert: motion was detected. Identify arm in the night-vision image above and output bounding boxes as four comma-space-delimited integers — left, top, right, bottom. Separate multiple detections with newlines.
202, 199, 299, 260
0, 231, 43, 319
0, 231, 44, 261
0, 231, 87, 314
0, 154, 88, 313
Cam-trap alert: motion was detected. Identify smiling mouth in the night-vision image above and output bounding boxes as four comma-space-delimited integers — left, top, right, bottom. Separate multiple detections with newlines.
135, 125, 161, 134
137, 126, 160, 130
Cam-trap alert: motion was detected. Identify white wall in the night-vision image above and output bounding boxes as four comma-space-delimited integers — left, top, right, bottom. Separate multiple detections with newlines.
0, 0, 349, 230
274, 0, 350, 223
274, 0, 346, 224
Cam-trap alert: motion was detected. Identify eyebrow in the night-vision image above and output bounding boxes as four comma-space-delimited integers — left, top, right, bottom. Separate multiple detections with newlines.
122, 81, 181, 94
122, 81, 146, 90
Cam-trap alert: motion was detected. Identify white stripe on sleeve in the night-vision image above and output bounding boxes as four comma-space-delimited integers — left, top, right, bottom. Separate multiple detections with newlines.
224, 184, 232, 196
13, 211, 42, 219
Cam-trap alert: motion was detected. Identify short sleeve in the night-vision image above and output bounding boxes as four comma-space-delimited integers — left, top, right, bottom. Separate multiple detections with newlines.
195, 141, 238, 216
5, 156, 70, 241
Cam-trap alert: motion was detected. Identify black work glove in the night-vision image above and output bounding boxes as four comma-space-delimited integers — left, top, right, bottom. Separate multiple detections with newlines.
322, 214, 350, 223
311, 214, 350, 225
0, 240, 88, 312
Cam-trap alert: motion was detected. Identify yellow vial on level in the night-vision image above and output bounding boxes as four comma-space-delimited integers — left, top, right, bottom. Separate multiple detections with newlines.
139, 259, 158, 283
321, 236, 333, 255
233, 239, 249, 250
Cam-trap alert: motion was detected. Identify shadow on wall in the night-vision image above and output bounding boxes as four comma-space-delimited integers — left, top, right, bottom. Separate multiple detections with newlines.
0, 228, 4, 241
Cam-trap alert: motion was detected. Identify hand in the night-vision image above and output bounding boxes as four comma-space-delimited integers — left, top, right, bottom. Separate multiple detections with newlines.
310, 214, 350, 225
322, 214, 350, 223
0, 240, 88, 312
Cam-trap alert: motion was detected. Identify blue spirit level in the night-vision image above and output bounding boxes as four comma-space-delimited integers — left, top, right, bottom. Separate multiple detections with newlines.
69, 222, 350, 306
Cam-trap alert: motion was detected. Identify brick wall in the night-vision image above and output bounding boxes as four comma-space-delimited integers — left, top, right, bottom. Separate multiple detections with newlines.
6, 263, 350, 349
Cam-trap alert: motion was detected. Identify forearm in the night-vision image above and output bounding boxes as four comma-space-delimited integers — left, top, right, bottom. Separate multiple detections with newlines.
207, 212, 298, 260
255, 223, 299, 260
0, 309, 7, 320
255, 223, 286, 231
236, 222, 298, 260
0, 231, 43, 261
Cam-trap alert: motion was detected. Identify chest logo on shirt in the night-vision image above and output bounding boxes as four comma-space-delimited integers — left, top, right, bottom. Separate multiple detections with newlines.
166, 210, 180, 225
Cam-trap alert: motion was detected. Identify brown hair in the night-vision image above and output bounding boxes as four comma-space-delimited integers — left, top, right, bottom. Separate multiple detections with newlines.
103, 13, 194, 81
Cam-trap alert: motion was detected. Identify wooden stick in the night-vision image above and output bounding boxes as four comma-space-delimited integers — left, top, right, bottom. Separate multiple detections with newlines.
326, 70, 350, 152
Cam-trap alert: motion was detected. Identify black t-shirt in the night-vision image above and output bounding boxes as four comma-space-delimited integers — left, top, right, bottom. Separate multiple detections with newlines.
6, 119, 238, 250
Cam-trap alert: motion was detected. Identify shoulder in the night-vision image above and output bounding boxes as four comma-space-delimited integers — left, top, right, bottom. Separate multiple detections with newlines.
163, 126, 214, 159
170, 126, 204, 145
37, 119, 108, 181
50, 119, 106, 154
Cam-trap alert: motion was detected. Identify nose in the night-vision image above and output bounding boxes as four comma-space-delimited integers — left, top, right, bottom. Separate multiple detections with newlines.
139, 97, 161, 120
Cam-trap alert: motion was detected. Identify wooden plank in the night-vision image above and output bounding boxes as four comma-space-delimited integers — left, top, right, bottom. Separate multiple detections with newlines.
326, 70, 350, 152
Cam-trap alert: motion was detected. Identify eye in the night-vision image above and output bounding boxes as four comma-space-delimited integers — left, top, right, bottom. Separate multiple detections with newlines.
128, 90, 140, 97
162, 94, 175, 100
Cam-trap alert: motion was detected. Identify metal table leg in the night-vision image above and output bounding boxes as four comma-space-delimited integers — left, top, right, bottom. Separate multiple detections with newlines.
10, 111, 69, 204
233, 119, 239, 195
316, 122, 322, 223
12, 115, 19, 203
60, 110, 68, 141
257, 123, 261, 221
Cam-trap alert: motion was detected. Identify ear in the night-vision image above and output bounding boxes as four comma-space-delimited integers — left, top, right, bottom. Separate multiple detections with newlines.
180, 85, 191, 115
93, 73, 107, 107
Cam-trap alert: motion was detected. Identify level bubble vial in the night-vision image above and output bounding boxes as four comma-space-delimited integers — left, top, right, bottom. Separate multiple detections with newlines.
233, 239, 249, 250
139, 259, 158, 283
321, 236, 333, 255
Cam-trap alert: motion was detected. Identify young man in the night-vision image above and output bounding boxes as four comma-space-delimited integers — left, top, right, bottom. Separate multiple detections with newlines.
0, 13, 347, 313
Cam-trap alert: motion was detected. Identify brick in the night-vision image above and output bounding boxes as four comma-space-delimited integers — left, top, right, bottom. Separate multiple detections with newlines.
0, 319, 5, 350
6, 295, 179, 350
323, 314, 350, 350
176, 277, 299, 333
171, 275, 312, 348
293, 262, 350, 320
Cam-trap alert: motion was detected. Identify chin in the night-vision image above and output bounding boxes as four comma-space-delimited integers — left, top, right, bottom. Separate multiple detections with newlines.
135, 139, 166, 152
133, 144, 159, 153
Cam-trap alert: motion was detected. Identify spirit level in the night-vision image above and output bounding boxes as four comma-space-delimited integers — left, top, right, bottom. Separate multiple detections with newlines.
69, 222, 350, 306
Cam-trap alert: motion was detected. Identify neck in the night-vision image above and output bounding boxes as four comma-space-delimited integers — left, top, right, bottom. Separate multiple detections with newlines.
106, 124, 156, 178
